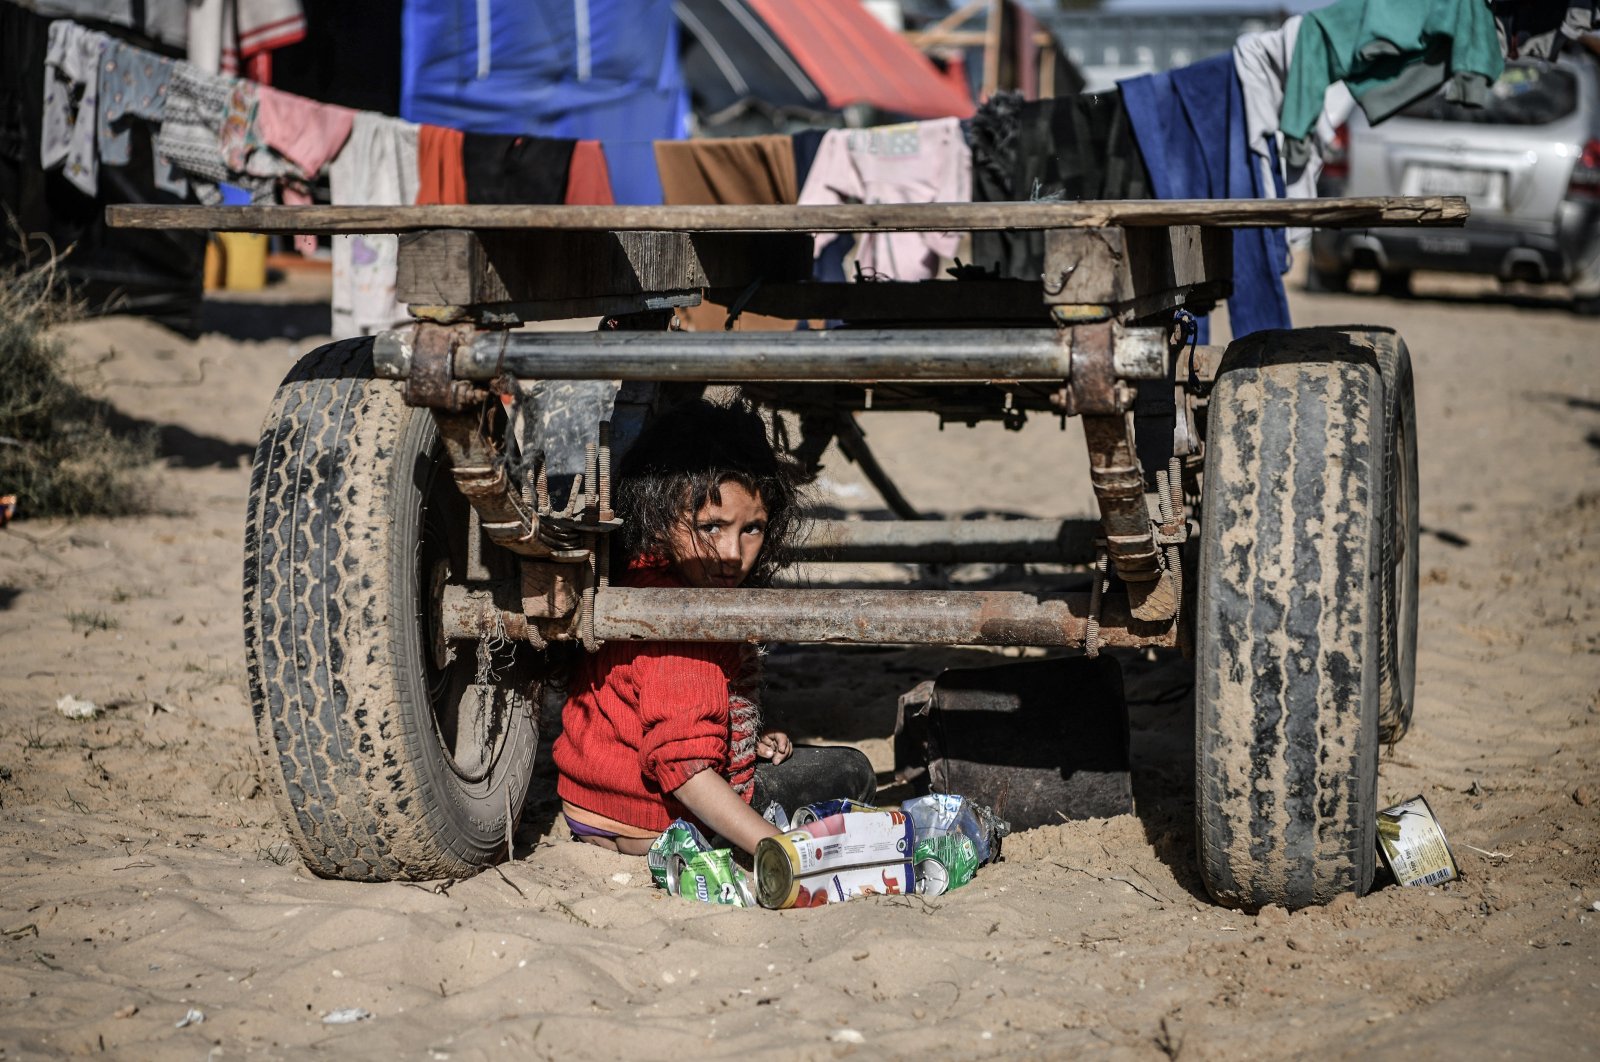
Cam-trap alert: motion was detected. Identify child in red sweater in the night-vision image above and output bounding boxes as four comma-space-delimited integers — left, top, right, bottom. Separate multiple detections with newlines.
553, 400, 876, 857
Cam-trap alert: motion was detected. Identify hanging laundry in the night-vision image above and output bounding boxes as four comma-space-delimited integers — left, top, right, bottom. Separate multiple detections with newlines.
655, 135, 798, 206
789, 128, 848, 286
1493, 0, 1598, 60
1120, 55, 1291, 342
253, 85, 355, 251
188, 0, 307, 78
463, 134, 577, 204
416, 124, 467, 205
564, 140, 614, 205
153, 65, 236, 205
98, 39, 186, 197
1234, 16, 1356, 244
968, 91, 1150, 282
329, 112, 419, 336
791, 128, 829, 190
1281, 0, 1504, 167
3, 4, 205, 331
41, 21, 107, 197
655, 135, 799, 332
797, 118, 971, 283
601, 142, 665, 206
255, 86, 355, 181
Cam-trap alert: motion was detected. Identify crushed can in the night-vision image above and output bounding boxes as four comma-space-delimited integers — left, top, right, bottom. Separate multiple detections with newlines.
1376, 795, 1460, 888
790, 798, 884, 828
647, 820, 756, 907
913, 832, 980, 896
755, 811, 915, 909
902, 793, 1009, 864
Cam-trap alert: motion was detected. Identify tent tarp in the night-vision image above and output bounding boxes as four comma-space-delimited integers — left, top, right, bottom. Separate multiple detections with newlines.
676, 0, 827, 119
400, 0, 689, 141
746, 0, 973, 119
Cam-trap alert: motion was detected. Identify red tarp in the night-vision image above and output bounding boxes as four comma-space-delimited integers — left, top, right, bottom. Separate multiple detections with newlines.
747, 0, 974, 119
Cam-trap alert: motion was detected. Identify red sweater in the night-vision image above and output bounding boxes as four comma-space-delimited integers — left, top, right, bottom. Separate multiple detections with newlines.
553, 559, 761, 833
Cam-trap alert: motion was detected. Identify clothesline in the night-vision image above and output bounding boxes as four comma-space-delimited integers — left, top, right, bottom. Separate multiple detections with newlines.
39, 0, 1518, 340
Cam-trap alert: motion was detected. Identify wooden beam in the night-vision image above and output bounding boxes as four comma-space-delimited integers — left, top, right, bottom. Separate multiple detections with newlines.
1042, 226, 1232, 323
981, 0, 1002, 100
105, 197, 1472, 235
394, 229, 811, 307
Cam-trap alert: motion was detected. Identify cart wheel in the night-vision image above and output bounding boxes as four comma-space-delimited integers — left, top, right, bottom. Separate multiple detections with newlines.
1355, 330, 1419, 744
244, 338, 541, 882
1194, 329, 1385, 909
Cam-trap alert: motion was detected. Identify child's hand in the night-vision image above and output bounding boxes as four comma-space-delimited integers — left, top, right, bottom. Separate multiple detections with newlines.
755, 731, 793, 765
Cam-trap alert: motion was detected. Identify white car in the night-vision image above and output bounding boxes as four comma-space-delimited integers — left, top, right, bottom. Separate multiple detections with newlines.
1309, 50, 1600, 313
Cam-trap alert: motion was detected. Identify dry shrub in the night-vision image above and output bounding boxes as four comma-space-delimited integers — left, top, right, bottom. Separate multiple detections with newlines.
0, 248, 154, 518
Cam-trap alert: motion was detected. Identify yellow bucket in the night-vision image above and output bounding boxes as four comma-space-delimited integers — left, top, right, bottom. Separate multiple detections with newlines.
216, 231, 268, 291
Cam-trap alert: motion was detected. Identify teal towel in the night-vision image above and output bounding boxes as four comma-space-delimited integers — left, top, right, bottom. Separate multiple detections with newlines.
1282, 0, 1504, 150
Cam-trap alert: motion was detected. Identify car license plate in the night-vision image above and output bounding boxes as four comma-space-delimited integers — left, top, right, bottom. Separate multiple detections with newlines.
1404, 165, 1505, 208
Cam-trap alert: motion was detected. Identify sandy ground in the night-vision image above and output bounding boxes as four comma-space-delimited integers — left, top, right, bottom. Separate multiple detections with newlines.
1, 265, 1598, 1060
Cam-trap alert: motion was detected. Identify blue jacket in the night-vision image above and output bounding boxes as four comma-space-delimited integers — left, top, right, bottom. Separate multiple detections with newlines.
1120, 55, 1291, 342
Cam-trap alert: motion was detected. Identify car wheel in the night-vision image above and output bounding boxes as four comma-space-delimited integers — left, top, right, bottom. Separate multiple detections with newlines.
1377, 271, 1412, 299
1304, 263, 1350, 294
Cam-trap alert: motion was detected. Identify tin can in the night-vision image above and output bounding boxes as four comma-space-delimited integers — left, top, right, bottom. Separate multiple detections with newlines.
790, 799, 883, 828
914, 832, 980, 896
647, 820, 755, 907
755, 811, 915, 909
1376, 795, 1460, 888
672, 848, 756, 907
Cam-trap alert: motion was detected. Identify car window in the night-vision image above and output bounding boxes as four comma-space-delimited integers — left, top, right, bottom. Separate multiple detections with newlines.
1399, 62, 1578, 125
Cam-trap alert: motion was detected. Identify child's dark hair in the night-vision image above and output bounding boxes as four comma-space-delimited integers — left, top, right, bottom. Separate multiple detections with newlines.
613, 398, 801, 586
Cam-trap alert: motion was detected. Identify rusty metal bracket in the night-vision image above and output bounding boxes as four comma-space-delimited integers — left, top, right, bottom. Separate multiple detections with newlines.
404, 322, 487, 411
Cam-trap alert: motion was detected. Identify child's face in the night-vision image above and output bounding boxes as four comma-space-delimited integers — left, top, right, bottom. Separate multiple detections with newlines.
668, 480, 768, 588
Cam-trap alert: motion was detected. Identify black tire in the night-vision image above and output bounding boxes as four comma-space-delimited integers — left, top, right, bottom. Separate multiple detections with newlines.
243, 338, 541, 882
1195, 329, 1385, 910
1304, 263, 1350, 294
1377, 271, 1412, 299
1353, 330, 1419, 744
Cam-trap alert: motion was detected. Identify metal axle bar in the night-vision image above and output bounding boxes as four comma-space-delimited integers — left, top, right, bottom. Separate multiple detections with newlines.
591, 587, 1173, 648
447, 329, 1071, 382
796, 519, 1100, 565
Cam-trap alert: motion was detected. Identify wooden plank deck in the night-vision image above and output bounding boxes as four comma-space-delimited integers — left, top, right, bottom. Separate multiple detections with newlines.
105, 196, 1468, 234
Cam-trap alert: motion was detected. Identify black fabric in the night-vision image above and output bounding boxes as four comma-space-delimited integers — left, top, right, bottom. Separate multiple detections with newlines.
970, 89, 1152, 281
677, 0, 826, 118
271, 0, 402, 116
0, 1, 202, 333
462, 133, 577, 205
790, 127, 828, 189
750, 746, 877, 816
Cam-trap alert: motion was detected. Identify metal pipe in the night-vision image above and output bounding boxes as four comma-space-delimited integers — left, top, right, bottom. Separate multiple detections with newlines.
591, 587, 1174, 648
458, 329, 1071, 382
796, 518, 1100, 565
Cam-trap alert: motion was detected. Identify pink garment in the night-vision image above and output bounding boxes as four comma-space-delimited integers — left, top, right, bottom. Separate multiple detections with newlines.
796, 118, 971, 282
256, 86, 355, 178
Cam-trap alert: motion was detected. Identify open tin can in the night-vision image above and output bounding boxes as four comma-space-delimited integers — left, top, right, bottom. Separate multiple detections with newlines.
1377, 795, 1460, 888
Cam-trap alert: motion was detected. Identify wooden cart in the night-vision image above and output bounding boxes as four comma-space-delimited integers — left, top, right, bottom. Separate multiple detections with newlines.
114, 196, 1451, 908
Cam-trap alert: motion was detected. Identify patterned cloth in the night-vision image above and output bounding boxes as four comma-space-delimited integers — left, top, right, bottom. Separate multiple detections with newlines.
41, 21, 107, 196
97, 38, 185, 196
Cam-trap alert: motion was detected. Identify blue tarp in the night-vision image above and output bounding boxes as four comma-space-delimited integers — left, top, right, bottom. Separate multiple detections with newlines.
401, 0, 688, 202
1119, 55, 1291, 342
